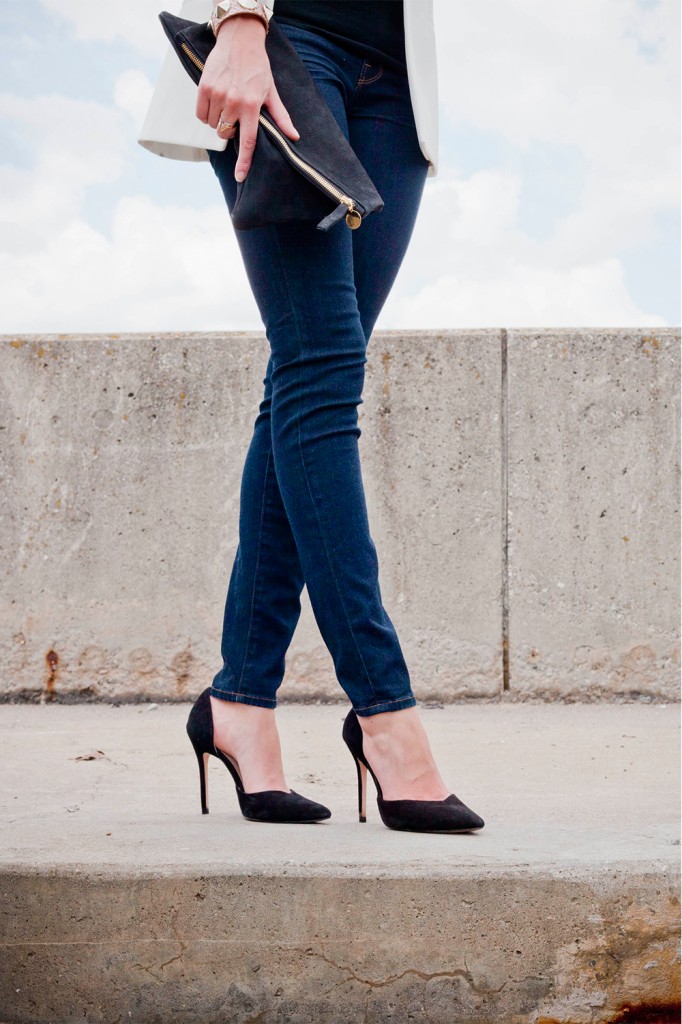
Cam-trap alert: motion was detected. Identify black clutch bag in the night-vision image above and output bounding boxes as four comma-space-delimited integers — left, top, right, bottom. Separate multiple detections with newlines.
159, 12, 384, 231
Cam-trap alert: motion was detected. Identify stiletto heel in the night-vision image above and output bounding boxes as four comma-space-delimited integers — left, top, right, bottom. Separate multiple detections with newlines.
342, 707, 485, 834
187, 687, 332, 823
354, 756, 367, 822
191, 742, 210, 814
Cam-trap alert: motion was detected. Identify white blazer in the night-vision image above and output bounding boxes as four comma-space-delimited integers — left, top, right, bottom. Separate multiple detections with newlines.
137, 0, 439, 177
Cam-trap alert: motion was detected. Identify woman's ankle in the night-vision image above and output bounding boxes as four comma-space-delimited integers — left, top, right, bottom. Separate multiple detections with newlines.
357, 706, 450, 801
209, 696, 289, 793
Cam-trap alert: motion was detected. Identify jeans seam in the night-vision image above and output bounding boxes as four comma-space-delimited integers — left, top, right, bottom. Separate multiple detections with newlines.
210, 687, 276, 707
355, 695, 416, 712
357, 64, 383, 87
351, 60, 375, 101
270, 226, 379, 705
237, 445, 272, 691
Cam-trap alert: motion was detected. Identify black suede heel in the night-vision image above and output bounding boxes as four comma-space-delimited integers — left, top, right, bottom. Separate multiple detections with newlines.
187, 687, 331, 823
342, 707, 485, 833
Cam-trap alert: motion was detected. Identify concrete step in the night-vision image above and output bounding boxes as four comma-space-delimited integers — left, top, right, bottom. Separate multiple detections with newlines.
1, 701, 679, 1024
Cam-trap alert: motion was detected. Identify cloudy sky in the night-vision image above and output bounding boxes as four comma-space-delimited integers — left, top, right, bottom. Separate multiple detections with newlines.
0, 0, 679, 333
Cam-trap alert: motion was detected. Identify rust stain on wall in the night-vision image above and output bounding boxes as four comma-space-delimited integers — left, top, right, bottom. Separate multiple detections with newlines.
609, 1003, 681, 1024
43, 649, 59, 701
171, 648, 195, 694
641, 335, 661, 350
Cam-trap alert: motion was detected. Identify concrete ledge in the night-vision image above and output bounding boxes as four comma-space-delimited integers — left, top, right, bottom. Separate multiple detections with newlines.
1, 702, 679, 1023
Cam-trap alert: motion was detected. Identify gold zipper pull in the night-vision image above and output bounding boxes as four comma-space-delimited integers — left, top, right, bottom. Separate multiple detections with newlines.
339, 195, 361, 229
345, 206, 362, 230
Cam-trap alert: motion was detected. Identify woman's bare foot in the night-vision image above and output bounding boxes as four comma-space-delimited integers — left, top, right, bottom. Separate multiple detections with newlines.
358, 706, 451, 801
209, 696, 290, 794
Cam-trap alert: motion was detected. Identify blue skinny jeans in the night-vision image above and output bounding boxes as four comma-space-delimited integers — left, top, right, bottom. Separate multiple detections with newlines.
207, 20, 429, 717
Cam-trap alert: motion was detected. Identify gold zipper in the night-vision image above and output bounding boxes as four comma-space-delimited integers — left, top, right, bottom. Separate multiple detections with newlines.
257, 117, 362, 228
180, 40, 362, 229
181, 40, 206, 71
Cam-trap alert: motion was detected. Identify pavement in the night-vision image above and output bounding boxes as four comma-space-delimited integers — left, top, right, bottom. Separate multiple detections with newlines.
1, 700, 679, 1024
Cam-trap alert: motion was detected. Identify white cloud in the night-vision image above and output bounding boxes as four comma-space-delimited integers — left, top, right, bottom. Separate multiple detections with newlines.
384, 256, 665, 330
435, 0, 678, 157
0, 196, 258, 332
114, 70, 155, 126
0, 93, 126, 247
433, 0, 679, 251
0, 90, 258, 332
379, 171, 665, 330
39, 0, 169, 57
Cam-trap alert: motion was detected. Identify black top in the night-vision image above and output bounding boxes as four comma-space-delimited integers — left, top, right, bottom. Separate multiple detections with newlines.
274, 0, 407, 72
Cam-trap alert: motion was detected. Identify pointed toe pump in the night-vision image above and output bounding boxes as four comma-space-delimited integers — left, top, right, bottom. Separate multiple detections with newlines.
342, 708, 485, 834
187, 688, 331, 823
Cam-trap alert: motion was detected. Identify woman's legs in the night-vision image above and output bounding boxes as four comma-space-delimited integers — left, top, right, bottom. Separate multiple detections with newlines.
212, 352, 305, 710
207, 25, 450, 799
209, 28, 427, 717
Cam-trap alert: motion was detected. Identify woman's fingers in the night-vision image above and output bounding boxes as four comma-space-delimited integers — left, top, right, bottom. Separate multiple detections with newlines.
196, 85, 210, 125
206, 88, 233, 130
192, 17, 282, 179
264, 83, 299, 141
198, 88, 291, 173
234, 108, 260, 181
196, 82, 221, 128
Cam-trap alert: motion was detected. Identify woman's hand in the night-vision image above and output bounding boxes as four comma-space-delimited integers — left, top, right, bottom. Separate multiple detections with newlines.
196, 15, 299, 182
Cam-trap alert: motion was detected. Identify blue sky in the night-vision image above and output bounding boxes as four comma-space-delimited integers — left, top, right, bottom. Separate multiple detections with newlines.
0, 0, 679, 331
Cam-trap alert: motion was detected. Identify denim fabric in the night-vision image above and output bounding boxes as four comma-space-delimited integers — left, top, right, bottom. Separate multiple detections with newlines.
207, 20, 429, 717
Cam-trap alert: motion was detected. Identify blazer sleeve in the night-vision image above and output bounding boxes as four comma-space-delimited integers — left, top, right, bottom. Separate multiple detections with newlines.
137, 0, 227, 161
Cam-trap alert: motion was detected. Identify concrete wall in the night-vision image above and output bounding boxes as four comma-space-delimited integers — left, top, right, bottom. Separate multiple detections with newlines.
1, 328, 679, 703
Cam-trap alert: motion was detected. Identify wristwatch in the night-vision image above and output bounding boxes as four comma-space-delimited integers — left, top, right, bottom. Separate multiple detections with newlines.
209, 0, 274, 37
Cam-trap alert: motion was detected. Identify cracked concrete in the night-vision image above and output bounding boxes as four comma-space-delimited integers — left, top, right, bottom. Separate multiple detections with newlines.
0, 701, 679, 1023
